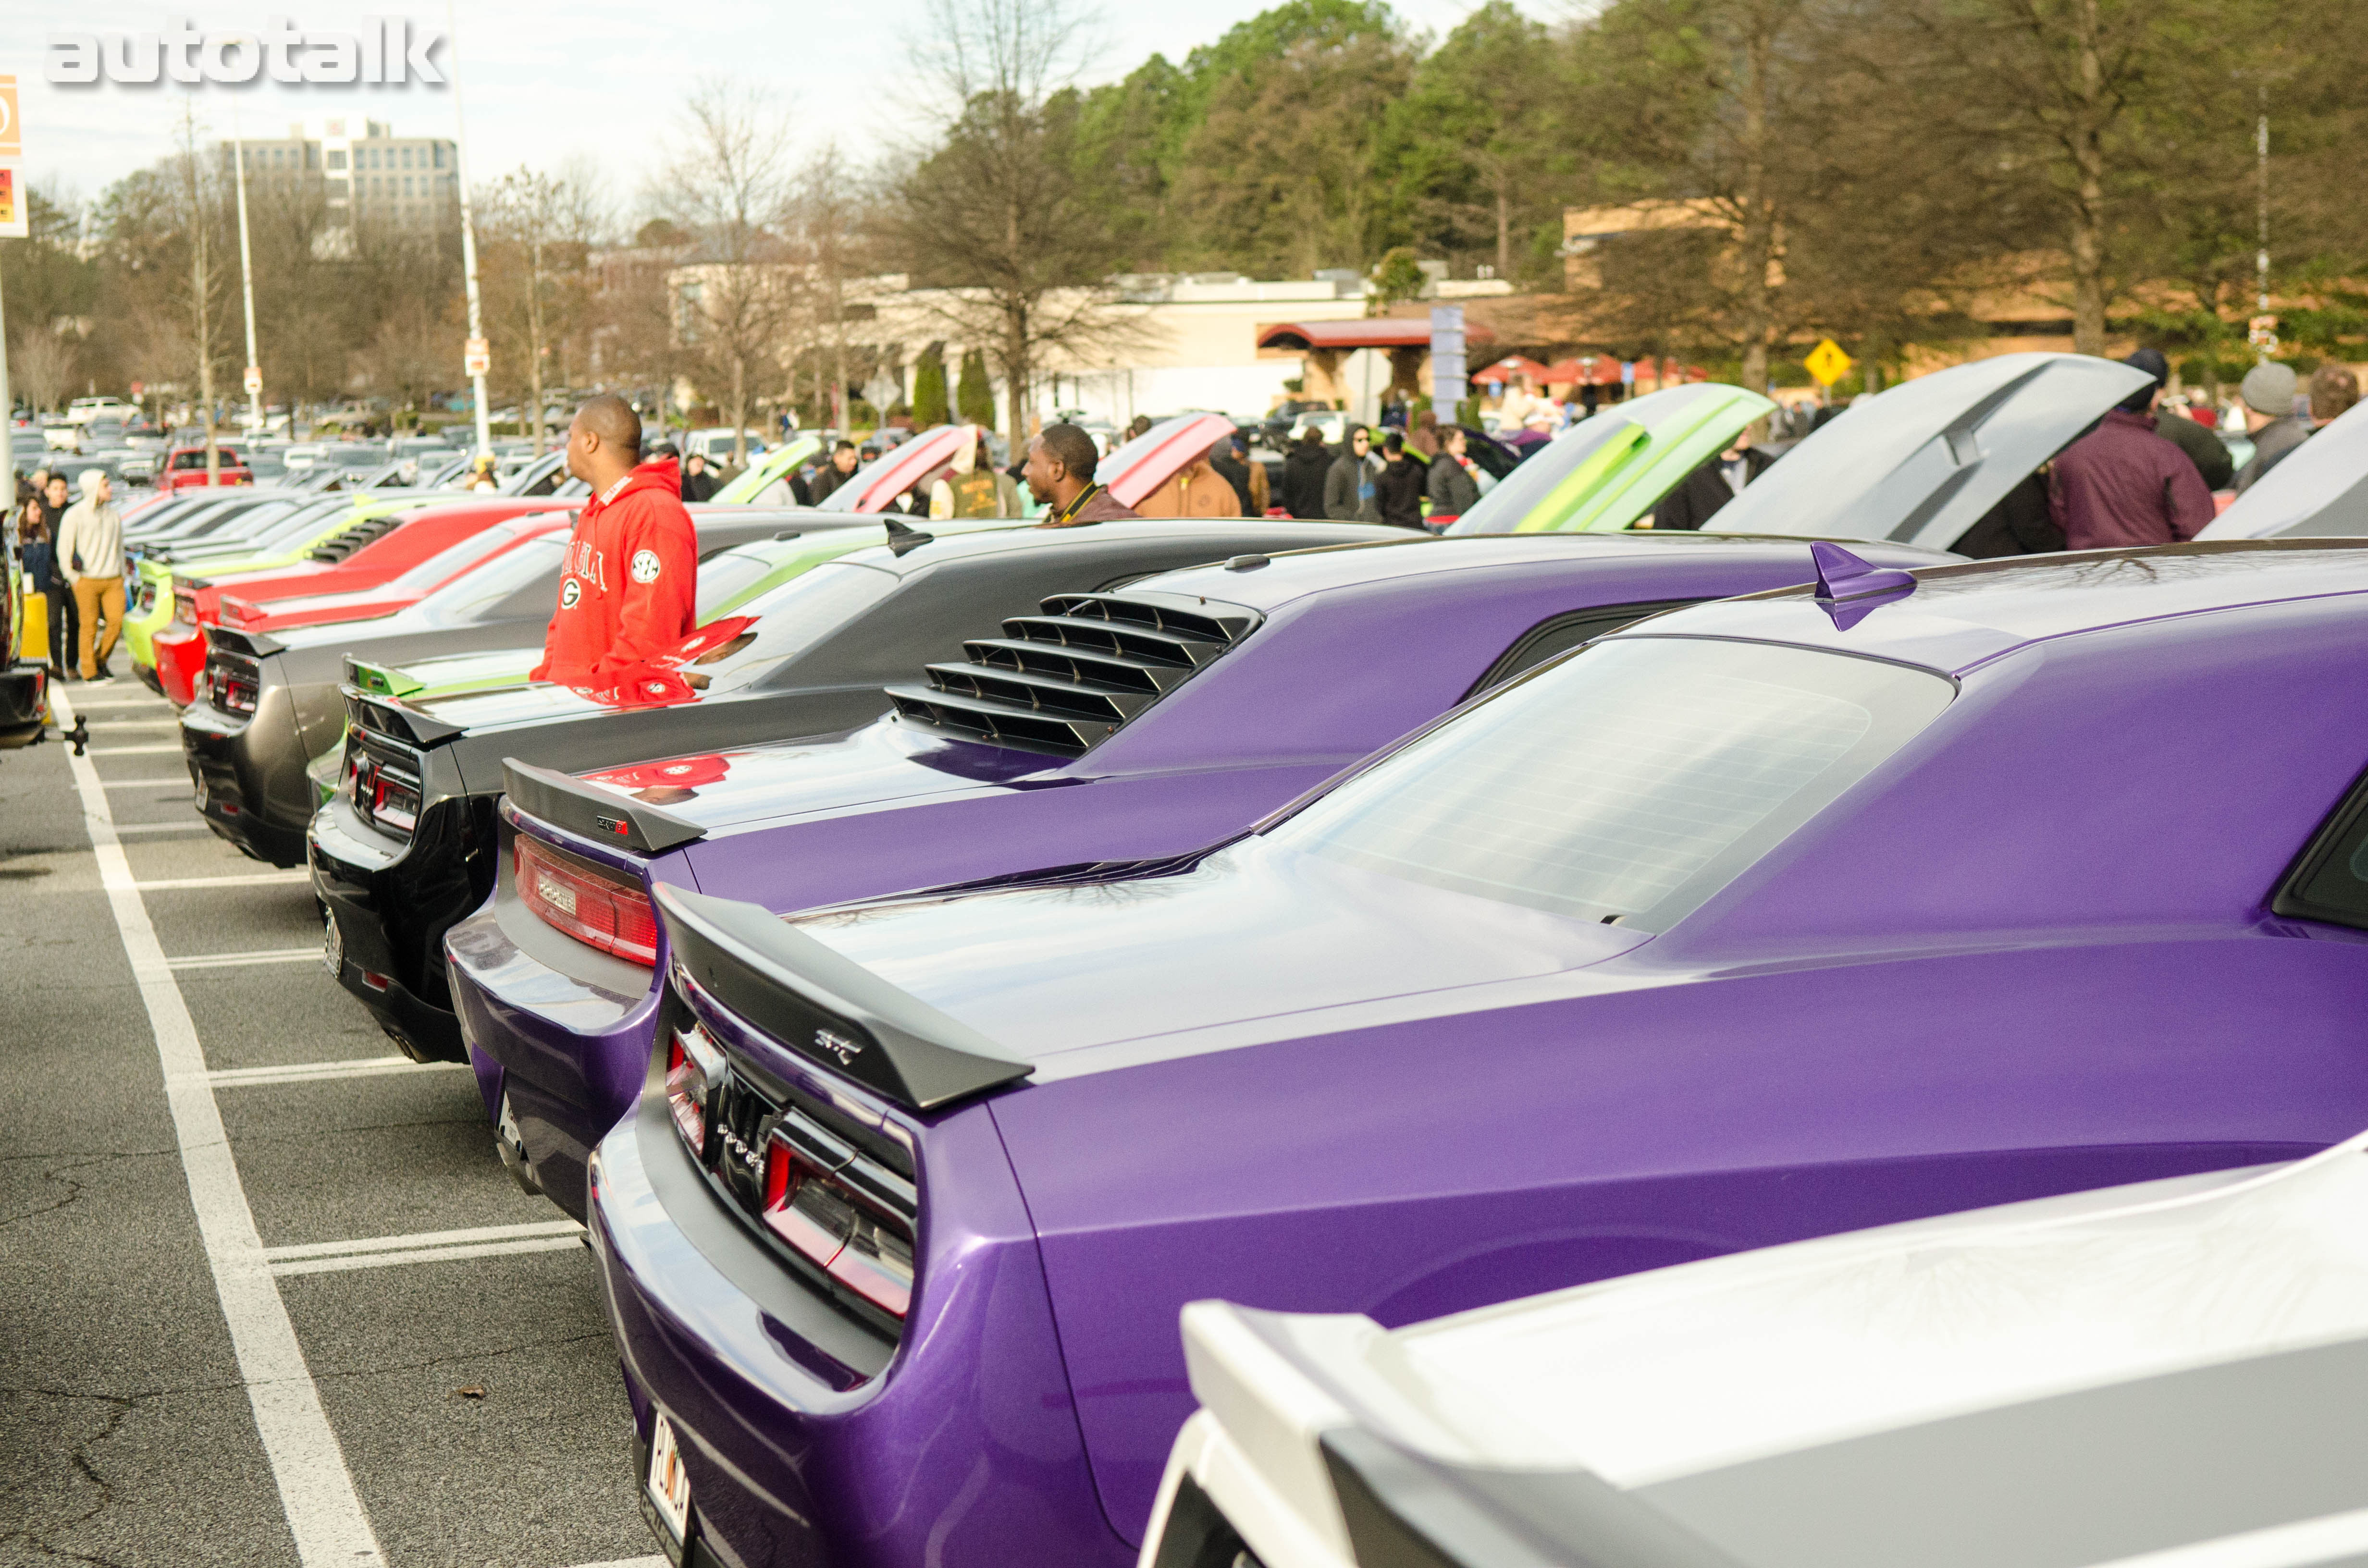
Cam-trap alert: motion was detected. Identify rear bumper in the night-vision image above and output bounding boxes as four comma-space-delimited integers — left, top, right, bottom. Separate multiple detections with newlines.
590, 1071, 1123, 1568
308, 792, 488, 1062
178, 699, 312, 867
0, 668, 48, 749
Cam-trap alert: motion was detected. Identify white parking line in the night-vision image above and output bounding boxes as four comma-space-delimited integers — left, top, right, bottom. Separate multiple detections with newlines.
115, 821, 213, 834
52, 687, 389, 1568
136, 871, 311, 891
266, 1220, 586, 1276
564, 1558, 666, 1568
171, 947, 332, 972
90, 718, 181, 728
207, 1055, 470, 1086
89, 743, 185, 755
101, 778, 193, 789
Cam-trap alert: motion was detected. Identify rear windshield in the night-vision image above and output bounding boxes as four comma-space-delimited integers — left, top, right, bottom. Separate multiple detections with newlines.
421, 532, 566, 620
382, 524, 528, 595
694, 547, 787, 618
1270, 637, 1952, 929
725, 560, 901, 688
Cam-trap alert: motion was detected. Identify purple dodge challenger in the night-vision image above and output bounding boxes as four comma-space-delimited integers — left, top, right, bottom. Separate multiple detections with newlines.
578, 539, 2368, 1568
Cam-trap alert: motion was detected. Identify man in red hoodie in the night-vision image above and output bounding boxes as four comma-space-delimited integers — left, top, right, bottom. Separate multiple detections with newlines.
531, 394, 699, 685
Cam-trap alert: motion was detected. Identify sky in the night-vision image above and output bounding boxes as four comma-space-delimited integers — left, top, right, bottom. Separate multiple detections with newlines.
10, 0, 1545, 225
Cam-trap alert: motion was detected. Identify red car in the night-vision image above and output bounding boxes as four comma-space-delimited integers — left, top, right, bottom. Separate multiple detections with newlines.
159, 445, 255, 491
151, 508, 575, 708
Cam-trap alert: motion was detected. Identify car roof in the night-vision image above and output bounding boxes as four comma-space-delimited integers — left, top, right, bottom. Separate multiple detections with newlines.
1133, 532, 1961, 614
1612, 539, 2368, 675
829, 517, 1413, 579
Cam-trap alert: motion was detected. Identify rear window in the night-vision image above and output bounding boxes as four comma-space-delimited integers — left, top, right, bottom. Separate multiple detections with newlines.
1270, 637, 1953, 929
383, 525, 522, 595
694, 548, 786, 618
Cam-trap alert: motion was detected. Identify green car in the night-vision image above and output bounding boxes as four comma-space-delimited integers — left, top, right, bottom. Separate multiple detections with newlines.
1443, 383, 1776, 537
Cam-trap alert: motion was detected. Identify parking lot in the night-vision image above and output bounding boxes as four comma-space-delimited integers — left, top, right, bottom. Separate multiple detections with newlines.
0, 681, 658, 1568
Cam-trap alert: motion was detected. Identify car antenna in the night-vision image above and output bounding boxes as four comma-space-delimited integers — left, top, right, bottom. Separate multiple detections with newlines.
1810, 541, 1916, 602
881, 518, 935, 556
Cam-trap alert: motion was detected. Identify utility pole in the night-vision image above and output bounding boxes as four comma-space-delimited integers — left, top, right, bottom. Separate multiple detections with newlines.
182, 100, 220, 486
231, 95, 262, 437
449, 0, 493, 460
2255, 83, 2271, 362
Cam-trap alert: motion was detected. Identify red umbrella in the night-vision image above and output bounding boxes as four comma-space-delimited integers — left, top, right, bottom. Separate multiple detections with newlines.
1476, 355, 1552, 386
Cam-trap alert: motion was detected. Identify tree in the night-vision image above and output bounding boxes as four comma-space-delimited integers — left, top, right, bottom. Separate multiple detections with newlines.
1167, 0, 1416, 277
1072, 55, 1195, 270
884, 0, 1139, 439
1383, 2, 1569, 282
652, 80, 799, 467
11, 328, 75, 415
912, 342, 951, 426
793, 140, 872, 433
484, 163, 605, 455
956, 347, 995, 425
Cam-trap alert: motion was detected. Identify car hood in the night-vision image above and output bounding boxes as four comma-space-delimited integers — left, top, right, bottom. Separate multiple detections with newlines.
787, 837, 1644, 1062
1710, 352, 2151, 551
2199, 400, 2368, 539
572, 719, 1045, 832
1445, 384, 1776, 537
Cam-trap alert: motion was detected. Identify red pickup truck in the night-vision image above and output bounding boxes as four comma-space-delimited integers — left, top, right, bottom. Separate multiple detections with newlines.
159, 445, 255, 491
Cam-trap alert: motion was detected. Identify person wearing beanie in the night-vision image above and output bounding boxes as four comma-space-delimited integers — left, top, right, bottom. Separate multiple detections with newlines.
2046, 355, 2213, 551
2235, 362, 2310, 493
2124, 348, 2232, 490
54, 469, 126, 680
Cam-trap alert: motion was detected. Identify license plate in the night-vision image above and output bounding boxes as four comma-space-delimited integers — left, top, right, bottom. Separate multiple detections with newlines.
321, 910, 344, 977
645, 1413, 693, 1547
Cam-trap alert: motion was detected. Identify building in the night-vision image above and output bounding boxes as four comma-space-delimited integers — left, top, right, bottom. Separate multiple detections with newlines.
219, 119, 459, 244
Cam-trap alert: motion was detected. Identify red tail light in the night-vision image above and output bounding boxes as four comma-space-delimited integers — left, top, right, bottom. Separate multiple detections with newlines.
666, 1025, 721, 1152
762, 1135, 915, 1318
513, 834, 658, 966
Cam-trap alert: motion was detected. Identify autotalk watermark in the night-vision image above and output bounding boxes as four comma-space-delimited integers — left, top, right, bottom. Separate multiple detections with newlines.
45, 18, 448, 86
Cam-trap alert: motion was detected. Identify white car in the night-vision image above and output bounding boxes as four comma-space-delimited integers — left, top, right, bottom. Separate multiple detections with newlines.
1144, 1132, 2368, 1568
67, 395, 129, 426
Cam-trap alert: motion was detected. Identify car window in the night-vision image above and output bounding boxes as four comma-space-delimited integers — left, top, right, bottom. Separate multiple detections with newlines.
382, 525, 528, 595
423, 533, 567, 621
1270, 637, 1953, 930
694, 548, 788, 618
1466, 600, 1704, 697
2274, 777, 2368, 929
725, 560, 902, 687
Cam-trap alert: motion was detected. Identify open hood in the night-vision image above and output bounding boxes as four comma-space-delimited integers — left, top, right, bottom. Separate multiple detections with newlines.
711, 433, 824, 504
1101, 414, 1239, 508
2199, 401, 2368, 539
1447, 384, 1776, 538
1714, 353, 2150, 551
814, 425, 979, 514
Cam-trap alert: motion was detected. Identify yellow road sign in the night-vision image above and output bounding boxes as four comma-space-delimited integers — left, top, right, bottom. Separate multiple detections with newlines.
1804, 339, 1854, 387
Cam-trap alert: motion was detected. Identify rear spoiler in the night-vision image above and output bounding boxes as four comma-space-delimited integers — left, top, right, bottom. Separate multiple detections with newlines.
653, 883, 1032, 1114
501, 757, 703, 854
341, 655, 423, 700
206, 625, 284, 658
341, 686, 463, 748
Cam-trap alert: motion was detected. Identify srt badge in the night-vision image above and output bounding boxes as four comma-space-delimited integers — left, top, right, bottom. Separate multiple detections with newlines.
560, 577, 582, 608
630, 549, 662, 584
814, 1028, 863, 1065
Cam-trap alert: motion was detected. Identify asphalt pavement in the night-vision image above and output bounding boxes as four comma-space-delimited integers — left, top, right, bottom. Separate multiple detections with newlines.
0, 675, 662, 1568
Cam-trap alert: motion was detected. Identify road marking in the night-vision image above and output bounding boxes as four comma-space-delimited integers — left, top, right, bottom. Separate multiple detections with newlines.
100, 778, 193, 789
90, 718, 181, 729
136, 871, 311, 891
565, 1559, 667, 1568
266, 1220, 586, 1276
206, 1054, 470, 1085
52, 687, 388, 1568
89, 743, 184, 755
170, 947, 331, 972
114, 820, 213, 834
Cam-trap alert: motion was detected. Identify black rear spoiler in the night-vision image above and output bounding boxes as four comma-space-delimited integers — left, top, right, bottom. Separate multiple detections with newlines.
205, 625, 284, 658
340, 686, 464, 748
654, 883, 1032, 1113
502, 757, 704, 854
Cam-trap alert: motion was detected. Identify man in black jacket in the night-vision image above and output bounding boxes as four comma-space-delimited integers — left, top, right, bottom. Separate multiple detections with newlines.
1279, 427, 1333, 518
806, 439, 861, 503
1650, 427, 1775, 530
1374, 432, 1428, 530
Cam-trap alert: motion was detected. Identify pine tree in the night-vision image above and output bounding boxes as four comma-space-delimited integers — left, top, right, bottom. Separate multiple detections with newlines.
956, 348, 995, 426
912, 343, 951, 427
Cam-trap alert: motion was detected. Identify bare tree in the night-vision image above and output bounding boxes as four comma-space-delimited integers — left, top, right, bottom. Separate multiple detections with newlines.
175, 101, 230, 477
651, 81, 798, 467
485, 163, 607, 455
885, 0, 1141, 441
10, 328, 76, 416
792, 141, 871, 432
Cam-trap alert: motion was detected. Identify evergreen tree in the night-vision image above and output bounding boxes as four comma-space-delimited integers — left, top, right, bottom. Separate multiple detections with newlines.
912, 343, 950, 427
956, 348, 995, 426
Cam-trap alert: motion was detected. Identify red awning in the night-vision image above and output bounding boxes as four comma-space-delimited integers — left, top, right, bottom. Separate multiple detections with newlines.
1475, 354, 1550, 385
1542, 354, 1625, 386
1256, 319, 1497, 353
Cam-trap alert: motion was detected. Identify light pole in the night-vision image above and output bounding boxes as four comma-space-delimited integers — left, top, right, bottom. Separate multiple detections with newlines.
449, 0, 493, 459
2255, 84, 2270, 363
231, 94, 262, 435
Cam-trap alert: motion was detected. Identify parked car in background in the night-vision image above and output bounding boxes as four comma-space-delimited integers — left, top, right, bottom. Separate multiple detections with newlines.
1147, 1127, 2368, 1568
589, 539, 2368, 1568
158, 444, 255, 492
2199, 397, 2368, 540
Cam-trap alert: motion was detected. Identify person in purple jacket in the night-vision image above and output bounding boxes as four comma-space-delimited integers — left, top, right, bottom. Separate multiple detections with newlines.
2048, 355, 2215, 549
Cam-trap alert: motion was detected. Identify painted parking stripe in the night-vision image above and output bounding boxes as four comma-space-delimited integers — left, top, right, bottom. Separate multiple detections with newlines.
115, 821, 213, 834
564, 1558, 667, 1568
52, 687, 389, 1568
100, 778, 194, 789
266, 1221, 587, 1276
89, 743, 185, 755
171, 947, 328, 971
206, 1055, 470, 1086
136, 871, 311, 891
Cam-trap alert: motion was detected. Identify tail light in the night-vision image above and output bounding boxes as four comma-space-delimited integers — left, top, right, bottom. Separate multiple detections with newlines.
352, 749, 423, 837
513, 834, 658, 966
173, 588, 198, 626
763, 1126, 916, 1318
666, 1024, 722, 1153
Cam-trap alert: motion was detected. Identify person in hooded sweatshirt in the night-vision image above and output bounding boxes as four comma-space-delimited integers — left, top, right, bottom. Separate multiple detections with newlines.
531, 394, 699, 686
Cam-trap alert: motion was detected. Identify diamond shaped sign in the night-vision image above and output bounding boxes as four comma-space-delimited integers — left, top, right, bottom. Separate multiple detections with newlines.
1804, 339, 1854, 387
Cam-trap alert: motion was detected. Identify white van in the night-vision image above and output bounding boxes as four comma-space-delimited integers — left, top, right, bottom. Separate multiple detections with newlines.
67, 396, 129, 426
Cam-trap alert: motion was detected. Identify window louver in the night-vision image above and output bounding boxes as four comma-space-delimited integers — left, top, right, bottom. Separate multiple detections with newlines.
886, 590, 1259, 757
